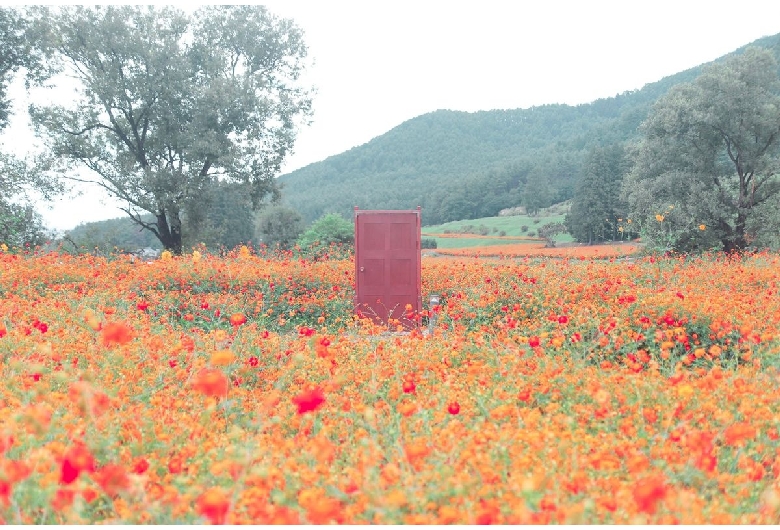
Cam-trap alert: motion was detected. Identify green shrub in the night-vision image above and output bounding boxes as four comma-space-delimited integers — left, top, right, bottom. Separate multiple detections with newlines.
297, 213, 353, 249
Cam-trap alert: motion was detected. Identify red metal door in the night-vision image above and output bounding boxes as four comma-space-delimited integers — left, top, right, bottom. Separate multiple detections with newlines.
354, 208, 421, 329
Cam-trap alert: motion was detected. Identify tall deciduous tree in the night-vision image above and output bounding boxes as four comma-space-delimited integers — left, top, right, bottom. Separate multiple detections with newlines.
0, 7, 31, 129
28, 5, 312, 254
0, 7, 59, 248
623, 47, 780, 252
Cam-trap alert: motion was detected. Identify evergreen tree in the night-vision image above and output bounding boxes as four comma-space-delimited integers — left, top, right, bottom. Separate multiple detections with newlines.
566, 144, 629, 244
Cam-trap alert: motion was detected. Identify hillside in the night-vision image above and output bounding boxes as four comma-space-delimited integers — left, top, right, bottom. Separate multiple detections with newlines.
279, 33, 780, 226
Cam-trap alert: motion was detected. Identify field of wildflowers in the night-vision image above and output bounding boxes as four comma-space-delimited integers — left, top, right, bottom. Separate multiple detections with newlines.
2, 246, 780, 524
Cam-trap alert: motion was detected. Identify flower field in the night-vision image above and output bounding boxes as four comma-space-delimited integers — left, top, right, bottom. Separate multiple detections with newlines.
2, 247, 780, 523
432, 241, 639, 258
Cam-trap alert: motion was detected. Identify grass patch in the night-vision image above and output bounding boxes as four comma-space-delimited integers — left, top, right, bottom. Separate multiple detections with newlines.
427, 236, 540, 249
422, 207, 574, 247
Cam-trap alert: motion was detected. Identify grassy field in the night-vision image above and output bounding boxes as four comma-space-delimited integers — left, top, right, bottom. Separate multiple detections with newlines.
423, 235, 539, 249
422, 204, 576, 247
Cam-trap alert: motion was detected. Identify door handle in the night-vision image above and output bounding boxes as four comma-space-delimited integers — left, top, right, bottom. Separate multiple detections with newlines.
360, 267, 365, 272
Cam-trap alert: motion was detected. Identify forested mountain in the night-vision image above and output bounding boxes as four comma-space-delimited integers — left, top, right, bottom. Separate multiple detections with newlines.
64, 215, 162, 254
280, 34, 780, 225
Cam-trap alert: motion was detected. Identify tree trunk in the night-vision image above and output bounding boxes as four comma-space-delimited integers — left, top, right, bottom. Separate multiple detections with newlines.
732, 209, 748, 252
155, 209, 183, 255
721, 211, 748, 253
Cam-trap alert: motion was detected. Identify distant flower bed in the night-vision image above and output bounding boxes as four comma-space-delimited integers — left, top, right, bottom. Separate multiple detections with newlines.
434, 242, 639, 258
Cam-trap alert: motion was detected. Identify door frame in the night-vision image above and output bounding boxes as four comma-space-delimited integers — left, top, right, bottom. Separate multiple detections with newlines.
353, 207, 422, 329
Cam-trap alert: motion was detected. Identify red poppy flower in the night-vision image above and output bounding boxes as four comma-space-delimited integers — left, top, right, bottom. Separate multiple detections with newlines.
60, 443, 95, 485
292, 387, 326, 414
132, 458, 150, 474
93, 464, 130, 497
633, 475, 667, 514
0, 480, 10, 506
197, 487, 230, 525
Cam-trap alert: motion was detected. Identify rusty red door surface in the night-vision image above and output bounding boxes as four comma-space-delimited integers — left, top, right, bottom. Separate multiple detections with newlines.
354, 207, 421, 329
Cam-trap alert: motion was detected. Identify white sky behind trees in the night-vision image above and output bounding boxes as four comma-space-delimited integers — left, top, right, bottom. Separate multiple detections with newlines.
2, 1, 780, 231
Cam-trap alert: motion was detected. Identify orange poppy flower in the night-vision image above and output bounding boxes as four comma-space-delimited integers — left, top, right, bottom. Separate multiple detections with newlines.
101, 321, 133, 347
192, 368, 229, 398
229, 313, 247, 327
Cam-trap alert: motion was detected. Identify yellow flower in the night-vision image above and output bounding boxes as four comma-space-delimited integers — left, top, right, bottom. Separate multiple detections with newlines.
239, 245, 251, 257
699, 224, 706, 231
677, 384, 694, 397
655, 214, 664, 222
161, 250, 173, 261
210, 349, 235, 366
192, 250, 202, 263
627, 219, 632, 224
0, 243, 7, 252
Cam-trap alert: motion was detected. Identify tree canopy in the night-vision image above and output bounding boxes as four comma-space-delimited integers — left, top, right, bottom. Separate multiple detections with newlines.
255, 204, 304, 250
0, 7, 60, 249
566, 144, 630, 244
0, 7, 32, 129
28, 5, 312, 253
624, 47, 780, 252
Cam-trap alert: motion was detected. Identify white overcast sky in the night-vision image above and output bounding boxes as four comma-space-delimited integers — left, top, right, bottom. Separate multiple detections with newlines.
3, 1, 780, 231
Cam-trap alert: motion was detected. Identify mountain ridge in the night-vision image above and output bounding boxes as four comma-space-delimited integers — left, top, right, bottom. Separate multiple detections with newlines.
278, 33, 780, 225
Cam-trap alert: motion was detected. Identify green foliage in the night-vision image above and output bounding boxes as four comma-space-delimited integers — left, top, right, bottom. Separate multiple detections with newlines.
297, 213, 353, 249
0, 200, 47, 249
63, 215, 162, 255
0, 10, 62, 248
566, 144, 634, 244
746, 193, 780, 250
27, 5, 312, 254
0, 8, 26, 129
624, 47, 780, 253
255, 204, 304, 250
537, 222, 567, 248
0, 7, 44, 130
522, 168, 555, 216
0, 154, 64, 252
421, 238, 437, 249
182, 180, 256, 252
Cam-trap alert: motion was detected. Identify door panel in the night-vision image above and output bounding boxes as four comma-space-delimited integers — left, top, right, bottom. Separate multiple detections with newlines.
354, 209, 420, 329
